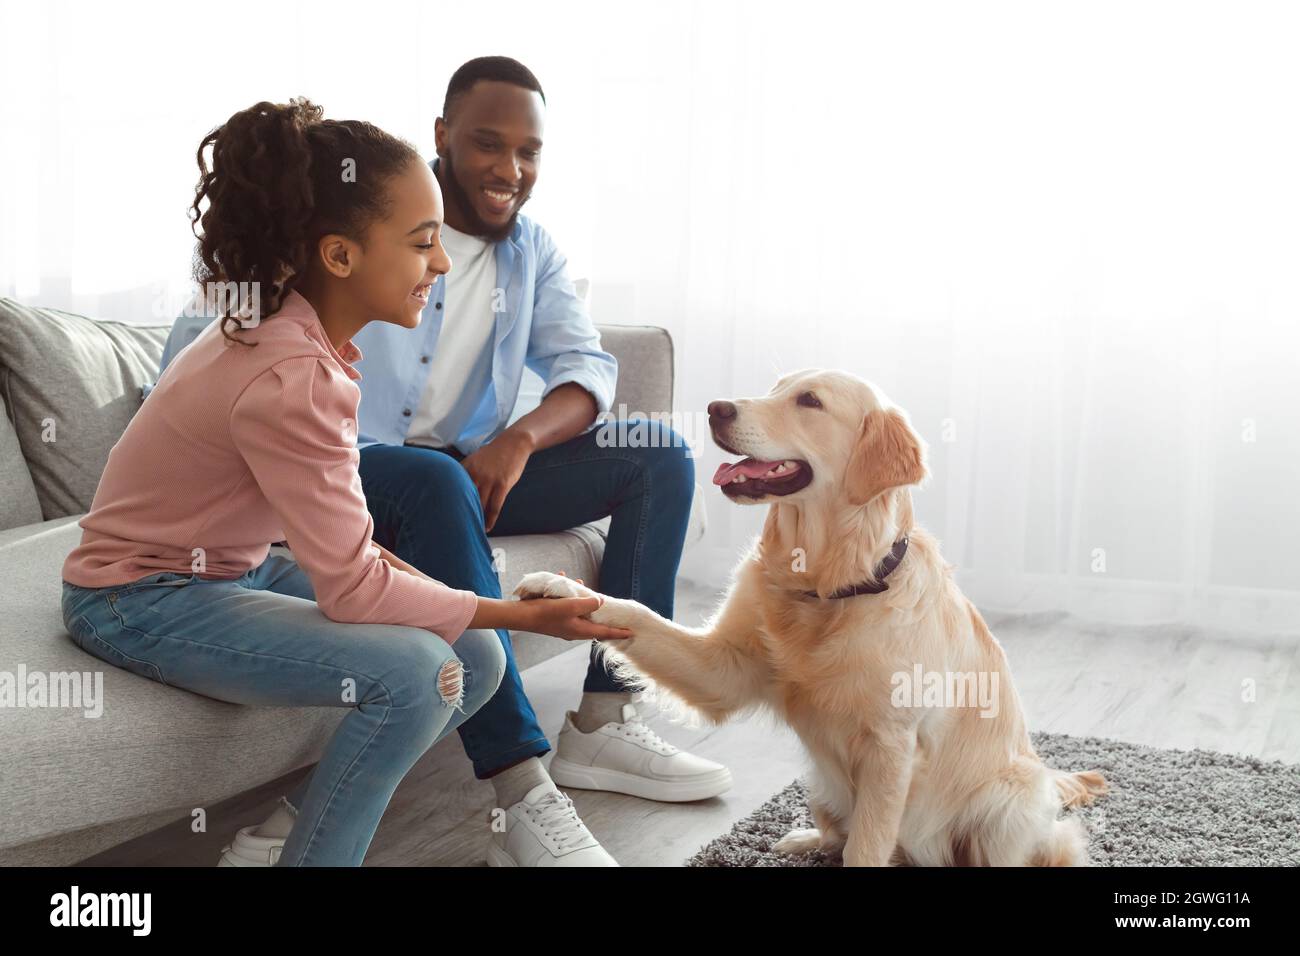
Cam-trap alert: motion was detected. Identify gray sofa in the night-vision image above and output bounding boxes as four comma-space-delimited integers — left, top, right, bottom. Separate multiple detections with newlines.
0, 298, 701, 866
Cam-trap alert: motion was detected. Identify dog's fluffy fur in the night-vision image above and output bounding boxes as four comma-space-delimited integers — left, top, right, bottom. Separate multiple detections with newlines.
516, 370, 1106, 866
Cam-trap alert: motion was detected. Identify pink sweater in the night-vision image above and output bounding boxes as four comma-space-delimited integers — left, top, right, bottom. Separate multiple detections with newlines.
61, 290, 479, 644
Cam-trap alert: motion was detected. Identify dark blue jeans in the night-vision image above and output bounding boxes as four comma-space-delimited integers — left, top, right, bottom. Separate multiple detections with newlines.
357, 418, 695, 779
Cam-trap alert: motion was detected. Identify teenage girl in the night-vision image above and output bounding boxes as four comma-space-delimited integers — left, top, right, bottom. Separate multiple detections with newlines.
59, 98, 627, 867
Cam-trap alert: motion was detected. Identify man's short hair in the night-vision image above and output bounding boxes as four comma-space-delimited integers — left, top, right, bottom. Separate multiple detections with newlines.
443, 56, 546, 119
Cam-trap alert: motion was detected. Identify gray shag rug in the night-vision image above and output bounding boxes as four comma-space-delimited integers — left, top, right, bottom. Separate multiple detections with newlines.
686, 731, 1300, 866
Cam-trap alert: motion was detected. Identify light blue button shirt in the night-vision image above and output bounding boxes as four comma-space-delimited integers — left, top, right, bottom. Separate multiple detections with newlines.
156, 169, 618, 455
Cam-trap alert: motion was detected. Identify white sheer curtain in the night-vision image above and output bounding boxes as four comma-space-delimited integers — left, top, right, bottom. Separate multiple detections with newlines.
4, 0, 1297, 631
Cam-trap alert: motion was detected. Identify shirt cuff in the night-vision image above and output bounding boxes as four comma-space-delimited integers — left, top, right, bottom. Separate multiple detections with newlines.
542, 372, 612, 416
438, 588, 481, 645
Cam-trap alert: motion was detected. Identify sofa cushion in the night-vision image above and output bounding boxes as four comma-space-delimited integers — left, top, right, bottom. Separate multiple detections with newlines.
597, 324, 675, 418
0, 298, 169, 519
0, 388, 42, 531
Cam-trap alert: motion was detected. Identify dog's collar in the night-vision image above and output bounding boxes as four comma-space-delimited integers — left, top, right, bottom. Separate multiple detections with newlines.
803, 535, 910, 600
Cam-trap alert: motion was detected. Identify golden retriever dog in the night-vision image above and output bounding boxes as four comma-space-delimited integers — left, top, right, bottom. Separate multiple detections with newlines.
515, 370, 1106, 866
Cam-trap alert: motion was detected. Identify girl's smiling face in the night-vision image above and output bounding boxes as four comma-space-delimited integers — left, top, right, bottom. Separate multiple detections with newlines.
348, 157, 453, 329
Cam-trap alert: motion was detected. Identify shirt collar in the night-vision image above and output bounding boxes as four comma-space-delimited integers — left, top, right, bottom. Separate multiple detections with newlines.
280, 289, 364, 381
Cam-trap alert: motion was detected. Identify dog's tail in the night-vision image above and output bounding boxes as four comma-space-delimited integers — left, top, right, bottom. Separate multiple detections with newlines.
1052, 768, 1108, 808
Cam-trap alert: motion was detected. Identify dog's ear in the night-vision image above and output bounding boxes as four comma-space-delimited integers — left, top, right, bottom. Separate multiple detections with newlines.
844, 407, 928, 506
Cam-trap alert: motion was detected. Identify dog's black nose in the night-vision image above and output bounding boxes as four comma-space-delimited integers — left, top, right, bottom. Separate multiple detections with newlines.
708, 400, 737, 421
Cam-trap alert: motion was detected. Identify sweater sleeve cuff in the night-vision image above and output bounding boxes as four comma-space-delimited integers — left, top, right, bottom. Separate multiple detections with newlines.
438, 589, 481, 645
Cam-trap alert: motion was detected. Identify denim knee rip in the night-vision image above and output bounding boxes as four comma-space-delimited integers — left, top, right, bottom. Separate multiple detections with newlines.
438, 657, 467, 714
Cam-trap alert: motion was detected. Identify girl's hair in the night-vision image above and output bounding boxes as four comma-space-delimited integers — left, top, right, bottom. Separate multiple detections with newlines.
188, 97, 421, 346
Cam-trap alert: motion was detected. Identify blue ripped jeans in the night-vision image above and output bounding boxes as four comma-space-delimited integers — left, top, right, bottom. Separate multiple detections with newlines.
60, 553, 505, 866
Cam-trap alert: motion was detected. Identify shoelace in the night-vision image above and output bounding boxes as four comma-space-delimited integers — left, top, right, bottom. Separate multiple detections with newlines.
528, 790, 590, 850
618, 716, 679, 754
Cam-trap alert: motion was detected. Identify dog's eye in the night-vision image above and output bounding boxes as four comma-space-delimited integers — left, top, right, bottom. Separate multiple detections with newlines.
796, 391, 823, 409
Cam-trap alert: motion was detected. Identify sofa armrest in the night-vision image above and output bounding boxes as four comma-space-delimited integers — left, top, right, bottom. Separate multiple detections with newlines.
595, 324, 674, 417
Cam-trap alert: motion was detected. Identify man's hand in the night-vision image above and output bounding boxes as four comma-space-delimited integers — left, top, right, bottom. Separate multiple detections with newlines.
459, 383, 599, 531
459, 430, 534, 532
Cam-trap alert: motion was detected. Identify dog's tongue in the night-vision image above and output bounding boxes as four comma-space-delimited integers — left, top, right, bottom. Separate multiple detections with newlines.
713, 457, 780, 485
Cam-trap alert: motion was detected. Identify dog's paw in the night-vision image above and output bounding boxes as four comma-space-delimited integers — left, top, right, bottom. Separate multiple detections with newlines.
773, 828, 824, 855
512, 571, 650, 633
512, 571, 598, 602
587, 596, 650, 632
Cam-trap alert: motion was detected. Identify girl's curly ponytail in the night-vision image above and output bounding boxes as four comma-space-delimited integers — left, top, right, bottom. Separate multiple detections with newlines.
188, 97, 420, 345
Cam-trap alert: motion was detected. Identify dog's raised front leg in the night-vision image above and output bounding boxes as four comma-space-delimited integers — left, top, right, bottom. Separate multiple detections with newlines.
513, 567, 771, 723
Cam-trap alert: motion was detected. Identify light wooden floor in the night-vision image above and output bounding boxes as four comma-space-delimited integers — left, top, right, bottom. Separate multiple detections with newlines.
83, 579, 1300, 867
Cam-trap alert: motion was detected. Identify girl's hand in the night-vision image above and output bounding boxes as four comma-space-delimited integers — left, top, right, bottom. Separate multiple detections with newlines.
470, 596, 632, 642
519, 596, 633, 641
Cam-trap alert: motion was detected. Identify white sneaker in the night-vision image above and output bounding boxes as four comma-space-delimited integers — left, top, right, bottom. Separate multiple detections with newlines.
217, 797, 295, 866
486, 782, 619, 867
549, 703, 733, 802
216, 825, 284, 867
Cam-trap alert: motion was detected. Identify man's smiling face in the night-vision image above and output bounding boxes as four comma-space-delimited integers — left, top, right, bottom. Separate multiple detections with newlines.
435, 79, 545, 241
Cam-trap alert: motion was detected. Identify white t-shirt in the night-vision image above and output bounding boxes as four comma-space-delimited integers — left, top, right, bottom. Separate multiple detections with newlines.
405, 224, 499, 449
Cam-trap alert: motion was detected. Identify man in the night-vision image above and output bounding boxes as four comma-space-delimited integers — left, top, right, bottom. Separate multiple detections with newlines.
160, 57, 729, 867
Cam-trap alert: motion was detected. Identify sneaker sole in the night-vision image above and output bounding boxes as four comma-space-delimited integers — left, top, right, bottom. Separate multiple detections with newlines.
549, 757, 733, 802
